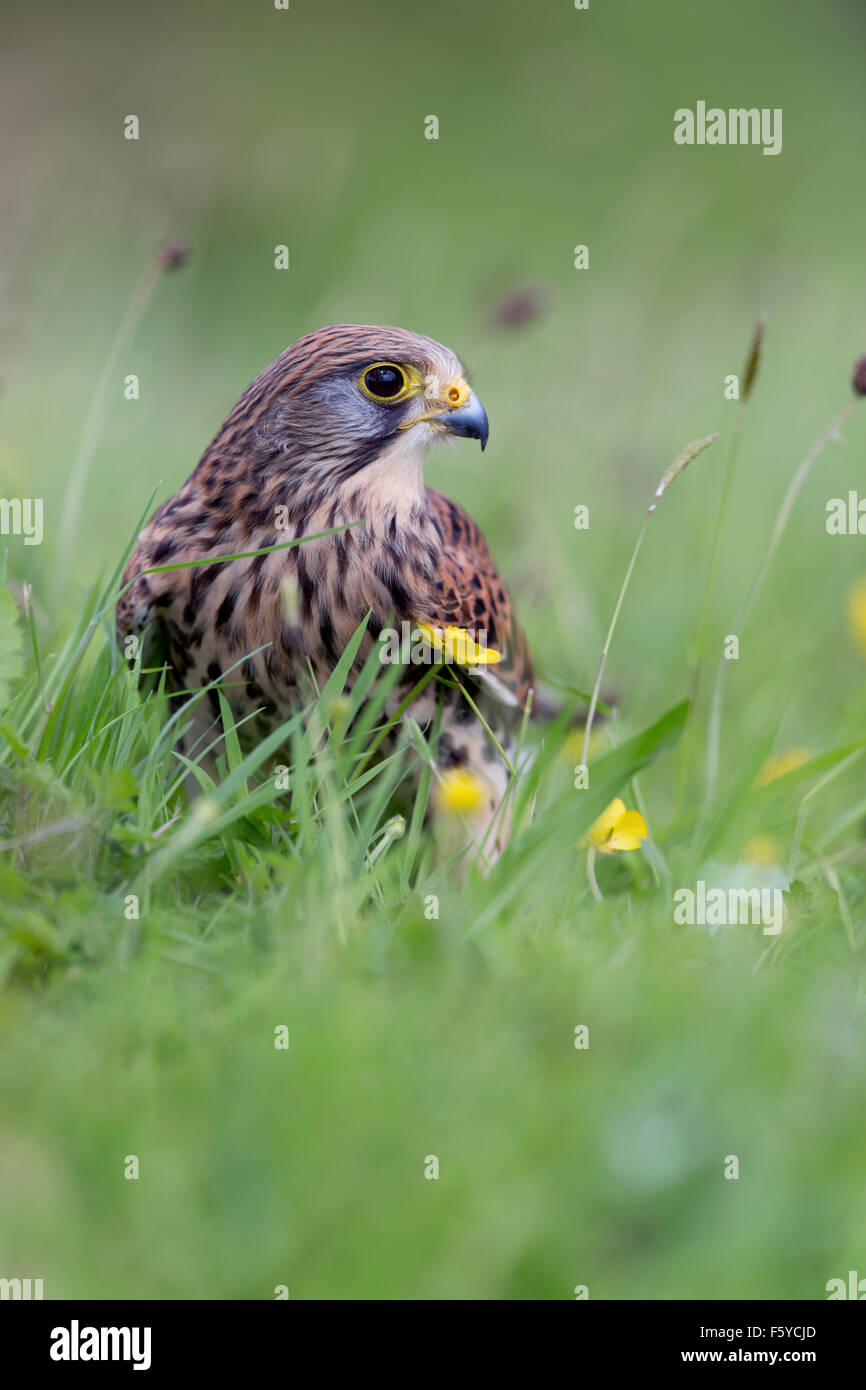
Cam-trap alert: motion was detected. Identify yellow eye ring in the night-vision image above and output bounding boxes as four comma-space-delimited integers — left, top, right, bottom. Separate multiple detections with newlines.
360, 362, 409, 403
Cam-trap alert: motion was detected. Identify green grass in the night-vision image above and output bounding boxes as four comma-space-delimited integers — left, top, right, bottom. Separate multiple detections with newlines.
2, 0, 866, 1300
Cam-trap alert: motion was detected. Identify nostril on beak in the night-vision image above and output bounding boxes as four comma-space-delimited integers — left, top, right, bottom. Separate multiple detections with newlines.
442, 378, 471, 411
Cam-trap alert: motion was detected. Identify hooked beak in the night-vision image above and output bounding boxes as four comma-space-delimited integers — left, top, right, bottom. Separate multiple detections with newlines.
437, 393, 490, 451
399, 378, 490, 451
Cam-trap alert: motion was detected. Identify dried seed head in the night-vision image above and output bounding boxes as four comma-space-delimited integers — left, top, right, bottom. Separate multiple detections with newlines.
648, 433, 718, 513
852, 356, 866, 397
742, 314, 767, 402
158, 240, 191, 271
491, 283, 547, 329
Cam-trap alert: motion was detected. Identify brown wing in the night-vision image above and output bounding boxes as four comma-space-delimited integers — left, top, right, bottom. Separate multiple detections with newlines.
423, 489, 533, 710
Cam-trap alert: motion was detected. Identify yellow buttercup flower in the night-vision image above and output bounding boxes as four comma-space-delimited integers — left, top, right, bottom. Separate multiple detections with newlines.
743, 834, 780, 867
562, 725, 608, 765
415, 622, 502, 666
581, 797, 648, 855
756, 747, 812, 786
435, 767, 487, 814
847, 576, 866, 657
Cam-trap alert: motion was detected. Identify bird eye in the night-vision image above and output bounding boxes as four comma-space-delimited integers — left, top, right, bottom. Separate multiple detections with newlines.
361, 363, 407, 401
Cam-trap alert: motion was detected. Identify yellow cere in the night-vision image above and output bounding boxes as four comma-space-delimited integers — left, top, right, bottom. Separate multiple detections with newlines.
443, 377, 471, 409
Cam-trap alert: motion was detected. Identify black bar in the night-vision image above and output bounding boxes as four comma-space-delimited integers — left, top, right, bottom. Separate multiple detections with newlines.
3, 1299, 863, 1374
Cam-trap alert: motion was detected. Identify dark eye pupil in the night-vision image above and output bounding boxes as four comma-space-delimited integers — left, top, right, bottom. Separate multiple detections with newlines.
365, 365, 404, 398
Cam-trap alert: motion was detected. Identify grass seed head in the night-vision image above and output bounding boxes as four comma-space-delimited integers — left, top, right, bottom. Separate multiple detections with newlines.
158, 239, 192, 271
742, 314, 767, 402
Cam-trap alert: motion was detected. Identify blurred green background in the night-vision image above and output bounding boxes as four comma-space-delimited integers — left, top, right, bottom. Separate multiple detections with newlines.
2, 0, 866, 1300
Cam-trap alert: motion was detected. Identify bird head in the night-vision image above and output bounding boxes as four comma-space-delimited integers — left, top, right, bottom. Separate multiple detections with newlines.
232, 325, 488, 503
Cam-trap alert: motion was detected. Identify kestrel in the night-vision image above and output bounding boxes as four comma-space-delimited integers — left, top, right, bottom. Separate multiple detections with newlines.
117, 325, 534, 859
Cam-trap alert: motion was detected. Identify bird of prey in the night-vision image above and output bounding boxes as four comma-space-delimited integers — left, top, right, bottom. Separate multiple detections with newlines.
117, 324, 534, 860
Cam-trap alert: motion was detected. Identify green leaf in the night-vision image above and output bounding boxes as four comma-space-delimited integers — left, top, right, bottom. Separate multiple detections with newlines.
466, 700, 690, 936
571, 699, 691, 840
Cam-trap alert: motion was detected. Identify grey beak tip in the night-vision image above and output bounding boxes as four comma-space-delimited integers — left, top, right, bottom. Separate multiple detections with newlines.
443, 397, 489, 450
